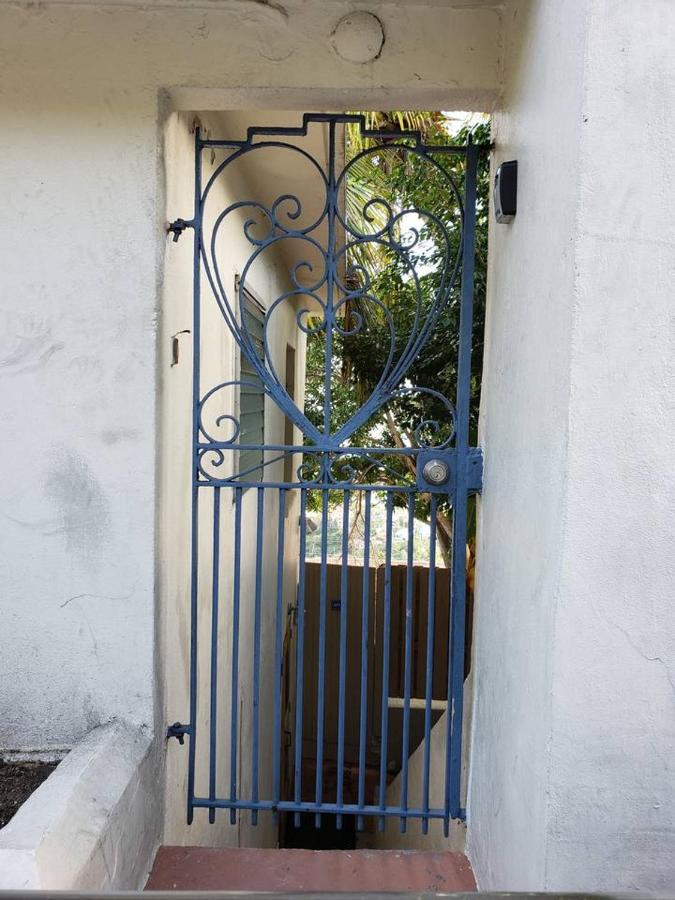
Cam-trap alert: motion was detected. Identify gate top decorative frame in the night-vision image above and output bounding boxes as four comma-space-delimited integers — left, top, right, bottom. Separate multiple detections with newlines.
182, 113, 485, 491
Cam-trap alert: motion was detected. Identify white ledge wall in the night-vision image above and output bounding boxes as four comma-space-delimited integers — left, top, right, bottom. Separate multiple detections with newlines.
468, 0, 675, 891
0, 722, 161, 890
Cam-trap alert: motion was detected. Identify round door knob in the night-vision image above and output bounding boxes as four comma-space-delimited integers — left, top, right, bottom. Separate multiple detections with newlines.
422, 458, 450, 486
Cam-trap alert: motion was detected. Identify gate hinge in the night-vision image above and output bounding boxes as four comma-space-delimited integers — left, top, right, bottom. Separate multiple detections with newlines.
166, 721, 191, 744
167, 218, 195, 242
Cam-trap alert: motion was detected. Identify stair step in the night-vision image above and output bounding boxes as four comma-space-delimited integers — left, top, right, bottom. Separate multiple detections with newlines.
146, 847, 475, 892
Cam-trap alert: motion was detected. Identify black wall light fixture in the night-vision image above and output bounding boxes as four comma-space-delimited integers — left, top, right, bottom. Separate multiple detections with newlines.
494, 160, 518, 223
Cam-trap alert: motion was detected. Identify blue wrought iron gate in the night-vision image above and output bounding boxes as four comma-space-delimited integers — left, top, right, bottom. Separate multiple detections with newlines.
168, 114, 485, 835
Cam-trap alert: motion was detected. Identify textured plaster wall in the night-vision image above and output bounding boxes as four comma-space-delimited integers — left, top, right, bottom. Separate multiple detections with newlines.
545, 0, 675, 889
0, 0, 501, 756
469, 0, 675, 891
0, 85, 160, 751
468, 1, 586, 886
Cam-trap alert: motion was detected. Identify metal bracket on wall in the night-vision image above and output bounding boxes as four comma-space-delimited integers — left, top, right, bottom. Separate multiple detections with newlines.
467, 447, 484, 493
166, 722, 191, 745
171, 329, 191, 367
167, 218, 195, 242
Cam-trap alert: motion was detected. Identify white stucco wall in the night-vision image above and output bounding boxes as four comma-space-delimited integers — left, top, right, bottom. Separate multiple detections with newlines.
467, 0, 586, 887
545, 1, 675, 889
0, 82, 160, 752
0, 0, 500, 757
469, 0, 675, 891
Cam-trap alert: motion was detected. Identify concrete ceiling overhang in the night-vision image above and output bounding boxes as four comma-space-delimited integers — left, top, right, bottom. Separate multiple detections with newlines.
323, 0, 503, 5
4, 0, 504, 8
4, 0, 503, 113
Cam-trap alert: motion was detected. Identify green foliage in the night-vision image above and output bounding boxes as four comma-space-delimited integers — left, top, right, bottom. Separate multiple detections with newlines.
304, 112, 489, 542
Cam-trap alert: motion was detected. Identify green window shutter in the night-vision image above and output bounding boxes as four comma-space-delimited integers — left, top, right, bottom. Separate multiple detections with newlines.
239, 293, 266, 482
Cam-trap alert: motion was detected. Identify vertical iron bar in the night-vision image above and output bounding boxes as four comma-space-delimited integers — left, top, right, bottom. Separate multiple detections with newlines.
422, 494, 438, 834
335, 490, 351, 829
314, 487, 329, 827
444, 141, 478, 833
357, 490, 372, 831
314, 122, 336, 828
272, 488, 287, 821
293, 489, 308, 826
322, 119, 337, 436
378, 492, 394, 831
229, 487, 242, 824
400, 493, 415, 833
251, 486, 265, 825
208, 486, 221, 824
186, 127, 202, 825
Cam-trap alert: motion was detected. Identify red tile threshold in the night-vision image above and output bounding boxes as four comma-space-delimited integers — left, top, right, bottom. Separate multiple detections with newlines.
145, 847, 476, 892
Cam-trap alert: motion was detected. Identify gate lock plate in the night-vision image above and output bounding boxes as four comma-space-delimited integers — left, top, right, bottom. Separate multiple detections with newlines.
417, 451, 456, 493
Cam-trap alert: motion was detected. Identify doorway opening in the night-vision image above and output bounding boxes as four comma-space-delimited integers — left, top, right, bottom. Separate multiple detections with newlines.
164, 110, 489, 850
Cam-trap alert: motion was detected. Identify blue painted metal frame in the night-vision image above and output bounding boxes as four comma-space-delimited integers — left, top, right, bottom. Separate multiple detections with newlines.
170, 113, 486, 835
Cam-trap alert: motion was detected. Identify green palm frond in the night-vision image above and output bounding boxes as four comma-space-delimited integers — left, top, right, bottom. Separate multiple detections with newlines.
343, 112, 440, 278
345, 111, 440, 156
